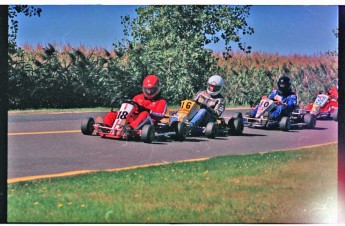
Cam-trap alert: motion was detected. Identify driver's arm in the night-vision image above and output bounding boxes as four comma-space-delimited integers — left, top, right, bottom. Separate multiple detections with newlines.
212, 98, 226, 117
149, 99, 168, 119
193, 91, 203, 103
268, 91, 276, 100
285, 95, 297, 112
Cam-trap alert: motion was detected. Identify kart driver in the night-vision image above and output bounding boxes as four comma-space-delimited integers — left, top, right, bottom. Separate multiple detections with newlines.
326, 86, 338, 101
188, 74, 226, 128
103, 74, 167, 130
249, 75, 297, 121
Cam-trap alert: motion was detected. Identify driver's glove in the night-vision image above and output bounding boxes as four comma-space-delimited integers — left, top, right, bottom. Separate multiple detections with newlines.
199, 103, 207, 109
138, 105, 150, 113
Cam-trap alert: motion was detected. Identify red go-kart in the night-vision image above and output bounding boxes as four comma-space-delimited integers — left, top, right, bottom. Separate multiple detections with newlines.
81, 99, 187, 143
304, 87, 338, 121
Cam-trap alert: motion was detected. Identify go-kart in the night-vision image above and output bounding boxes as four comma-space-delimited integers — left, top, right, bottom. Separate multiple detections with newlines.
81, 99, 187, 143
171, 99, 244, 138
243, 97, 316, 131
304, 93, 338, 121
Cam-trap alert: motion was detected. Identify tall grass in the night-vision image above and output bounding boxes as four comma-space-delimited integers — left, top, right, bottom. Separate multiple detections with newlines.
9, 43, 338, 109
217, 51, 338, 105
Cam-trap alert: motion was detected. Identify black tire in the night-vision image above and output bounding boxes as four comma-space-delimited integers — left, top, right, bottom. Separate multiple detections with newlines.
231, 112, 243, 119
81, 117, 95, 135
205, 122, 217, 139
228, 118, 244, 136
332, 109, 338, 121
303, 113, 316, 129
279, 116, 290, 131
141, 124, 155, 143
174, 122, 187, 141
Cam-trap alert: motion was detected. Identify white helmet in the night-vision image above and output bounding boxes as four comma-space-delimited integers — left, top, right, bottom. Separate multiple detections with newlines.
207, 75, 224, 96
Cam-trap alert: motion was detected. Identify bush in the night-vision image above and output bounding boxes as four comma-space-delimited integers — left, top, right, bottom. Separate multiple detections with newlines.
8, 44, 338, 109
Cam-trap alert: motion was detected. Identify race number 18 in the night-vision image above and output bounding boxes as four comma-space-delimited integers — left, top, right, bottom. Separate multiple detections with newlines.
116, 111, 129, 119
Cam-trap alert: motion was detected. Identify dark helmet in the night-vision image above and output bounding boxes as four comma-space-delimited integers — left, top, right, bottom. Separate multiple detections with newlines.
277, 76, 291, 93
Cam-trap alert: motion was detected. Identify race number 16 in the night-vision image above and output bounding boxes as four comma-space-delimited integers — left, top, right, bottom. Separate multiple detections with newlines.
181, 100, 193, 109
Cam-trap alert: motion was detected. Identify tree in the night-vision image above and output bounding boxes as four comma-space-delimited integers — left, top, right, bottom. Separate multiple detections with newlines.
113, 5, 254, 104
8, 5, 42, 52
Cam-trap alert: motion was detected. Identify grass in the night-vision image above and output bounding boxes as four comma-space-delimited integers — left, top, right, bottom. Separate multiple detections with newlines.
7, 143, 337, 223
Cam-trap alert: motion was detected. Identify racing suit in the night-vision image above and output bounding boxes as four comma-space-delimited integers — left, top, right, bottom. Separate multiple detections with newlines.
251, 89, 297, 120
328, 87, 338, 100
189, 90, 226, 127
103, 93, 167, 129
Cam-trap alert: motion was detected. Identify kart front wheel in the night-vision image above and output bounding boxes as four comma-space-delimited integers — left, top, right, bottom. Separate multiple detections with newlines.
332, 109, 338, 121
205, 122, 217, 139
279, 116, 290, 132
174, 122, 187, 141
141, 124, 155, 143
81, 117, 95, 135
303, 113, 316, 129
228, 118, 244, 136
231, 112, 243, 119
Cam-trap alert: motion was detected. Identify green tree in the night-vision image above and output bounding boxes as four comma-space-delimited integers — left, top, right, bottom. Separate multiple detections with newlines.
8, 5, 42, 109
8, 5, 42, 51
114, 5, 254, 104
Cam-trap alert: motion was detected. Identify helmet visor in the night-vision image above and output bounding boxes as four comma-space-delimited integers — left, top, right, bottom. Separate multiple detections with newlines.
208, 84, 222, 92
143, 87, 159, 97
278, 83, 289, 92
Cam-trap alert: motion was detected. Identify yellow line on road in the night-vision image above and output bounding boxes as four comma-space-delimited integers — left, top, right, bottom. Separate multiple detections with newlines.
8, 130, 80, 136
7, 158, 210, 184
7, 142, 338, 184
258, 141, 338, 154
288, 141, 337, 150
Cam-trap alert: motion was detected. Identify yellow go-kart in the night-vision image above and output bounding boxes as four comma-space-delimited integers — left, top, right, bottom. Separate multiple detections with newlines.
171, 99, 244, 138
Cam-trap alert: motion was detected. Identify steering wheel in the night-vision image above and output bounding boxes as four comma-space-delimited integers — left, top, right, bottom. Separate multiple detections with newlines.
121, 99, 150, 112
110, 99, 139, 112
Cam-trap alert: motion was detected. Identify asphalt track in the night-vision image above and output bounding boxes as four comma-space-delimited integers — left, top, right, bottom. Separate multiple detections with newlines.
8, 110, 338, 182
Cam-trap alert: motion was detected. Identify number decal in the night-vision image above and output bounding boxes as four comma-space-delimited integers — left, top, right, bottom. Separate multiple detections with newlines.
186, 102, 192, 109
116, 111, 129, 119
315, 96, 327, 105
181, 100, 193, 109
263, 101, 269, 107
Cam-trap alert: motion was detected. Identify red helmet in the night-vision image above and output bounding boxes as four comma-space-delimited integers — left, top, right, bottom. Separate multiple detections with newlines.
142, 74, 161, 99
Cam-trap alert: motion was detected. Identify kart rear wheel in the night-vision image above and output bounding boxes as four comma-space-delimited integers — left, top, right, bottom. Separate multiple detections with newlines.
228, 118, 244, 136
174, 122, 187, 141
279, 116, 290, 131
81, 117, 95, 135
141, 124, 155, 143
303, 113, 316, 129
205, 122, 217, 139
332, 109, 338, 121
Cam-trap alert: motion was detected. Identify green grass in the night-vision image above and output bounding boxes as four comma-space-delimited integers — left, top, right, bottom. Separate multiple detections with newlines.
8, 143, 337, 223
